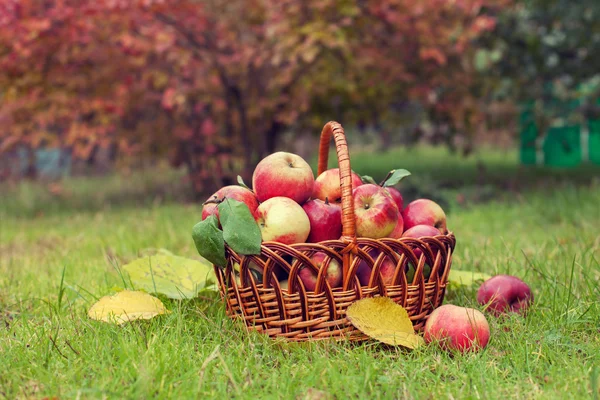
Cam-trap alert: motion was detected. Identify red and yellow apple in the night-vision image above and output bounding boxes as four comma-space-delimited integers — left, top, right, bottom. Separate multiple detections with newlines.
252, 152, 315, 204
302, 198, 342, 243
353, 184, 399, 238
424, 304, 490, 353
402, 199, 448, 234
202, 185, 259, 221
402, 224, 441, 280
384, 187, 404, 213
255, 196, 310, 244
313, 168, 363, 203
477, 275, 533, 316
298, 252, 343, 291
388, 214, 404, 239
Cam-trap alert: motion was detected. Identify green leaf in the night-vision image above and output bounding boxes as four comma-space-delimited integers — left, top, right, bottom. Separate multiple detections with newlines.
361, 175, 377, 185
383, 169, 411, 187
218, 199, 262, 255
123, 254, 217, 299
192, 215, 227, 267
448, 270, 492, 288
237, 175, 250, 190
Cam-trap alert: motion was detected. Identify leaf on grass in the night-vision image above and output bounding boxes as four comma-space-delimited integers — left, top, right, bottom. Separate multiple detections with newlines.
218, 199, 262, 255
361, 175, 377, 185
382, 169, 411, 187
448, 270, 492, 287
123, 254, 217, 299
346, 297, 424, 349
192, 215, 227, 267
88, 290, 169, 325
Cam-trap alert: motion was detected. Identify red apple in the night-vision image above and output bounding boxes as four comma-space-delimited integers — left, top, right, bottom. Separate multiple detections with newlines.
477, 275, 533, 316
313, 168, 363, 203
302, 198, 342, 243
385, 187, 404, 213
402, 199, 448, 234
297, 252, 342, 291
402, 224, 442, 238
202, 185, 259, 221
252, 152, 315, 204
255, 196, 310, 244
355, 249, 397, 286
353, 184, 399, 238
424, 304, 490, 353
388, 215, 404, 239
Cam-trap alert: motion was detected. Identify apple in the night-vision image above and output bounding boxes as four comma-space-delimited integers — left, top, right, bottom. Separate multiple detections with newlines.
353, 184, 399, 238
388, 214, 404, 239
202, 185, 259, 221
354, 249, 398, 286
402, 224, 442, 239
477, 275, 533, 316
252, 151, 315, 204
402, 199, 448, 234
313, 168, 363, 203
385, 187, 404, 213
297, 252, 343, 291
302, 198, 342, 243
255, 196, 310, 244
424, 304, 490, 353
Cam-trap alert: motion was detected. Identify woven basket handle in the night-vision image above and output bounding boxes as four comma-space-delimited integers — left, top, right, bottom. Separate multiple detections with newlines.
317, 121, 358, 288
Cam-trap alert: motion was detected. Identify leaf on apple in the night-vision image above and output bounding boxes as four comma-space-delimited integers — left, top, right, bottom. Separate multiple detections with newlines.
361, 175, 377, 185
88, 290, 169, 325
123, 253, 217, 299
192, 215, 227, 267
237, 175, 250, 190
218, 198, 262, 256
382, 169, 411, 187
448, 270, 492, 287
346, 297, 424, 349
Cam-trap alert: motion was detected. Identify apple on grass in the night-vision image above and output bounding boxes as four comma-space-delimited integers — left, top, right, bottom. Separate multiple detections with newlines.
252, 152, 315, 204
313, 168, 363, 203
202, 185, 259, 221
477, 275, 533, 316
424, 304, 490, 353
255, 197, 310, 245
353, 184, 399, 239
297, 252, 343, 292
302, 198, 342, 243
402, 199, 448, 234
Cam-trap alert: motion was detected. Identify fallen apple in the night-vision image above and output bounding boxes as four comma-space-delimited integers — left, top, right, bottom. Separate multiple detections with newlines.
476, 275, 533, 316
424, 304, 490, 353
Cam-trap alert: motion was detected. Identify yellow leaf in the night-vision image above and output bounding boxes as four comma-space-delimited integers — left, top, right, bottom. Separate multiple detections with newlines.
88, 290, 169, 325
123, 254, 217, 300
448, 270, 492, 287
346, 297, 424, 349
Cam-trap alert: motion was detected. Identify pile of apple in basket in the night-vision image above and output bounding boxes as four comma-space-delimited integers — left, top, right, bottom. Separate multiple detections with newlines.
194, 150, 448, 291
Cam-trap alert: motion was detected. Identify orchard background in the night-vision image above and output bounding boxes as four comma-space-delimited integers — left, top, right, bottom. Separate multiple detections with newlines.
1, 0, 600, 399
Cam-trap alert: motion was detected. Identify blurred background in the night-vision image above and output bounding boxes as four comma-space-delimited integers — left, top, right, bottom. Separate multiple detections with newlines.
1, 0, 599, 215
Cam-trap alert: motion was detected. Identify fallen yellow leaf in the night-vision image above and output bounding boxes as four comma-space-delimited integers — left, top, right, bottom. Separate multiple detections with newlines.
88, 290, 169, 325
346, 297, 424, 349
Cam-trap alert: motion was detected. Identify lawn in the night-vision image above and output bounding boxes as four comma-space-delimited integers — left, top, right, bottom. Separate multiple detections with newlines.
1, 146, 599, 399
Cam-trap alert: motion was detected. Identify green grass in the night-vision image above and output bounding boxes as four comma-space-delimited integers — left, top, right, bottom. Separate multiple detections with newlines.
1, 147, 600, 399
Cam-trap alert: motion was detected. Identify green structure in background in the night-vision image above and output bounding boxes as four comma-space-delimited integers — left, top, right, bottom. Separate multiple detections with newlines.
519, 95, 600, 167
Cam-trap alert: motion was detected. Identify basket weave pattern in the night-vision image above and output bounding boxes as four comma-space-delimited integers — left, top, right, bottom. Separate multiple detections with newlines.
214, 121, 456, 341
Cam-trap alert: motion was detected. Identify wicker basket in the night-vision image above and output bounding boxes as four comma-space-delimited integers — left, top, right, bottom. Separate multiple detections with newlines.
214, 121, 456, 341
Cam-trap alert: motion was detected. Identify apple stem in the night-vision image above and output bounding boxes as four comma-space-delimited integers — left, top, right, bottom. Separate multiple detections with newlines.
325, 197, 330, 205
379, 170, 394, 186
202, 196, 225, 205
